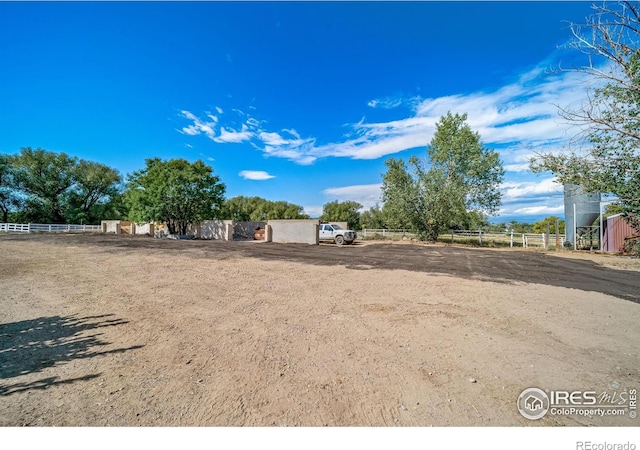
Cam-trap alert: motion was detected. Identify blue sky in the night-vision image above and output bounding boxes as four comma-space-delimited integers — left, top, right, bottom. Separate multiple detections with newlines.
0, 1, 600, 222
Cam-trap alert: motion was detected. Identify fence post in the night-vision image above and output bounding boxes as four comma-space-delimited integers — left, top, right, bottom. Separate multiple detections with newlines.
542, 233, 546, 249
478, 230, 482, 245
510, 230, 514, 248
522, 234, 526, 248
545, 222, 550, 250
383, 229, 386, 238
451, 230, 454, 244
28, 223, 31, 233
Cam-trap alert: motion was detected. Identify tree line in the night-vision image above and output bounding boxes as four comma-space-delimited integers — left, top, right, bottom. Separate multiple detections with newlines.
0, 149, 308, 232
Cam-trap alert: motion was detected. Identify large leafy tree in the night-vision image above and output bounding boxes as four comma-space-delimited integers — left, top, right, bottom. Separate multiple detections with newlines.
320, 200, 363, 230
125, 158, 226, 235
12, 147, 79, 223
380, 158, 417, 230
8, 148, 122, 224
382, 112, 504, 240
531, 1, 640, 232
66, 160, 123, 224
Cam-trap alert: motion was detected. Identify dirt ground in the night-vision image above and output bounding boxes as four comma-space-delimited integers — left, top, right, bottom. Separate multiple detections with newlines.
1, 233, 639, 426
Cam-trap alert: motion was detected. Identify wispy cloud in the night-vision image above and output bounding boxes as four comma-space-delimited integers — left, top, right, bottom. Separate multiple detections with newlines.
368, 95, 421, 110
238, 170, 276, 180
213, 125, 253, 144
367, 97, 403, 109
322, 183, 383, 210
179, 61, 594, 169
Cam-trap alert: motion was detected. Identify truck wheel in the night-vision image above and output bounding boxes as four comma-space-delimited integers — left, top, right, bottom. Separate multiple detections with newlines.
335, 235, 344, 245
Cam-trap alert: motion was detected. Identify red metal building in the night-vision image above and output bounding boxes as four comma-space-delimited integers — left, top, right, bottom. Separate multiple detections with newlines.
602, 214, 638, 253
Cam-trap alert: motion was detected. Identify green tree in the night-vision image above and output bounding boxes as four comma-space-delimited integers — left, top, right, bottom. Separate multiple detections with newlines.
320, 200, 363, 230
382, 112, 504, 240
0, 154, 22, 223
250, 199, 309, 221
531, 1, 640, 232
532, 216, 565, 234
222, 196, 261, 221
360, 204, 387, 229
381, 158, 417, 230
9, 148, 123, 224
66, 160, 122, 224
507, 221, 534, 234
12, 147, 78, 223
604, 202, 625, 217
125, 158, 226, 235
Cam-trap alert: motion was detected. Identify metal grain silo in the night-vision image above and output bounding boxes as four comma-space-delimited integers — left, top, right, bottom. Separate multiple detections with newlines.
564, 184, 601, 248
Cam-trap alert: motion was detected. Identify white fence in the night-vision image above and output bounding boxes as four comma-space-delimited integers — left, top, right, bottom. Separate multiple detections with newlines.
361, 228, 566, 249
0, 223, 101, 233
443, 230, 567, 248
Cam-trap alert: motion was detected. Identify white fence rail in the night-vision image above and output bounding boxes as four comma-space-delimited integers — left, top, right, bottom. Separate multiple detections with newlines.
360, 229, 415, 239
0, 223, 101, 233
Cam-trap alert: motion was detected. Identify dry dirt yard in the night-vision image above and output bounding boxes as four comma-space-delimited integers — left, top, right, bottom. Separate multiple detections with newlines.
0, 233, 639, 426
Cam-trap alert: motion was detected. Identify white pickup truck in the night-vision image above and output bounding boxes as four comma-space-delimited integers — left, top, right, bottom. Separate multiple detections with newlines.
319, 223, 357, 245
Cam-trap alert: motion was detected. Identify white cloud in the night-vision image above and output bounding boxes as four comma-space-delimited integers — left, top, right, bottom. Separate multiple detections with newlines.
258, 129, 317, 165
178, 110, 216, 139
494, 177, 566, 218
368, 95, 421, 110
322, 183, 383, 210
258, 131, 288, 146
180, 110, 197, 121
215, 106, 223, 114
501, 177, 563, 202
213, 125, 253, 143
303, 205, 323, 218
238, 170, 276, 181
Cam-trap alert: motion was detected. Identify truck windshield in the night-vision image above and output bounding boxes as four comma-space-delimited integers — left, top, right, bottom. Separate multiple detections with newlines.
331, 224, 343, 230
